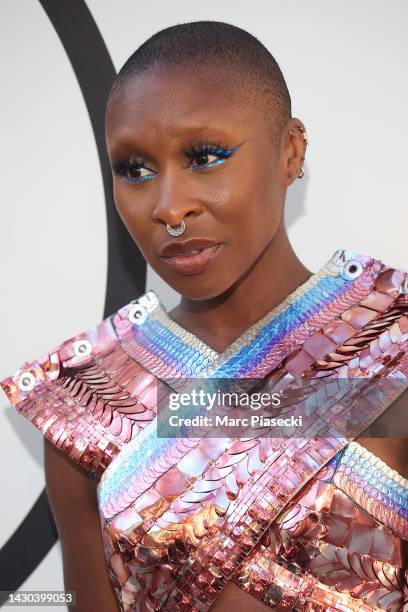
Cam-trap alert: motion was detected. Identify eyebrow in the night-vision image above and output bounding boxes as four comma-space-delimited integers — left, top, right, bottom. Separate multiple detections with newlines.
108, 124, 245, 161
174, 123, 225, 133
110, 120, 237, 143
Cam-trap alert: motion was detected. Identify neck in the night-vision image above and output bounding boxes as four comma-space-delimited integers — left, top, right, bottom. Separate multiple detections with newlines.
168, 224, 312, 353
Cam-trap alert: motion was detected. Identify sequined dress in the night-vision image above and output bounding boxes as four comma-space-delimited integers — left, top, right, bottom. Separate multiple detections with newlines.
1, 249, 408, 611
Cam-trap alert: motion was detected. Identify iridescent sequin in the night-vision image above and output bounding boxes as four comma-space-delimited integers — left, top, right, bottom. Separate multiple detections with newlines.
1, 249, 408, 612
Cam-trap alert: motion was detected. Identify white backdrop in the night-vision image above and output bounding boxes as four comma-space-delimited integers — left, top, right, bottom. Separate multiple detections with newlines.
0, 0, 407, 609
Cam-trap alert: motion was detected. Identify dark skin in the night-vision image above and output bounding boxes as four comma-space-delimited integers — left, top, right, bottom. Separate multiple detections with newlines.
106, 65, 311, 353
44, 64, 407, 612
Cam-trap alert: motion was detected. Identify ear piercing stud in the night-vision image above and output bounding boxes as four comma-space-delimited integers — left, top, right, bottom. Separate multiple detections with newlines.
288, 125, 308, 179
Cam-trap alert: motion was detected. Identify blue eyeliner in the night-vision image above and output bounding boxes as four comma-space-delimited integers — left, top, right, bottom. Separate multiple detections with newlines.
125, 173, 154, 184
111, 142, 241, 184
187, 144, 241, 169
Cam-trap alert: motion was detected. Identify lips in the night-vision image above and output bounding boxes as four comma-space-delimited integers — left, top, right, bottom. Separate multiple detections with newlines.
159, 238, 221, 258
160, 243, 223, 275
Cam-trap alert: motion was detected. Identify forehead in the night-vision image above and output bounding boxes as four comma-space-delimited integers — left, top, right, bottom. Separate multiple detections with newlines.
105, 66, 259, 151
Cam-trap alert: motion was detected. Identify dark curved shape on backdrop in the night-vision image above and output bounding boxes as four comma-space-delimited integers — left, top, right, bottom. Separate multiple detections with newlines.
0, 491, 58, 604
0, 0, 147, 597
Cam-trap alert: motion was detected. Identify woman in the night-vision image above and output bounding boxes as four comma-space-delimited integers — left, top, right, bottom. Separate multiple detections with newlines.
1, 20, 407, 612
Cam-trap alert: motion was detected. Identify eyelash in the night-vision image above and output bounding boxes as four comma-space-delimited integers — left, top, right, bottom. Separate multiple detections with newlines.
184, 142, 239, 165
111, 142, 240, 184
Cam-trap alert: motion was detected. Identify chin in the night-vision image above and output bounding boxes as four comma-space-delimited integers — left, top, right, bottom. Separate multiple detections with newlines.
169, 273, 233, 301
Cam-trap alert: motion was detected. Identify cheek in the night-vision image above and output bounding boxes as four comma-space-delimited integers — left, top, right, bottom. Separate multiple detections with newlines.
113, 182, 130, 219
217, 166, 281, 249
113, 182, 149, 242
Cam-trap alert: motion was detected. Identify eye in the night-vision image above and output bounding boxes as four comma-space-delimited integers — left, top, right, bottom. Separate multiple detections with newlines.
185, 142, 241, 169
111, 159, 155, 184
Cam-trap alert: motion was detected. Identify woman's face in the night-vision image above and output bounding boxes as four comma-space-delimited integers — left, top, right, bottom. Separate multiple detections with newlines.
106, 66, 294, 300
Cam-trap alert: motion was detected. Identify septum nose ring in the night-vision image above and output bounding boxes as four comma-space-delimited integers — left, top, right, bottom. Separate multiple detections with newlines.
166, 220, 186, 236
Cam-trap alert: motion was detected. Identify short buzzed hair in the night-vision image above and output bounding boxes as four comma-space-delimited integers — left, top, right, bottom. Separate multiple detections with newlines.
107, 20, 292, 148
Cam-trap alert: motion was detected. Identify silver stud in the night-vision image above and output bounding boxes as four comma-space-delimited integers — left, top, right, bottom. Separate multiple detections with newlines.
17, 370, 36, 392
342, 259, 363, 280
73, 339, 93, 357
128, 303, 148, 325
402, 273, 408, 295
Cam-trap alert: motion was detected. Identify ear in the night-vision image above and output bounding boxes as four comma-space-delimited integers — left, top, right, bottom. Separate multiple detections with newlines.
278, 118, 308, 187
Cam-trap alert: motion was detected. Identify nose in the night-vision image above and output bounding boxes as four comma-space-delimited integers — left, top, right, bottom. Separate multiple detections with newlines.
151, 167, 203, 227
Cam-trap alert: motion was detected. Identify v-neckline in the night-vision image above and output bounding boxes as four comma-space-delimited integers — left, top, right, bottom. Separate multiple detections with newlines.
130, 249, 375, 381
151, 249, 343, 355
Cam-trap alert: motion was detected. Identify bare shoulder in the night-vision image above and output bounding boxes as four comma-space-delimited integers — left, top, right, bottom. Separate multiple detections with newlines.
44, 439, 98, 508
43, 439, 119, 612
